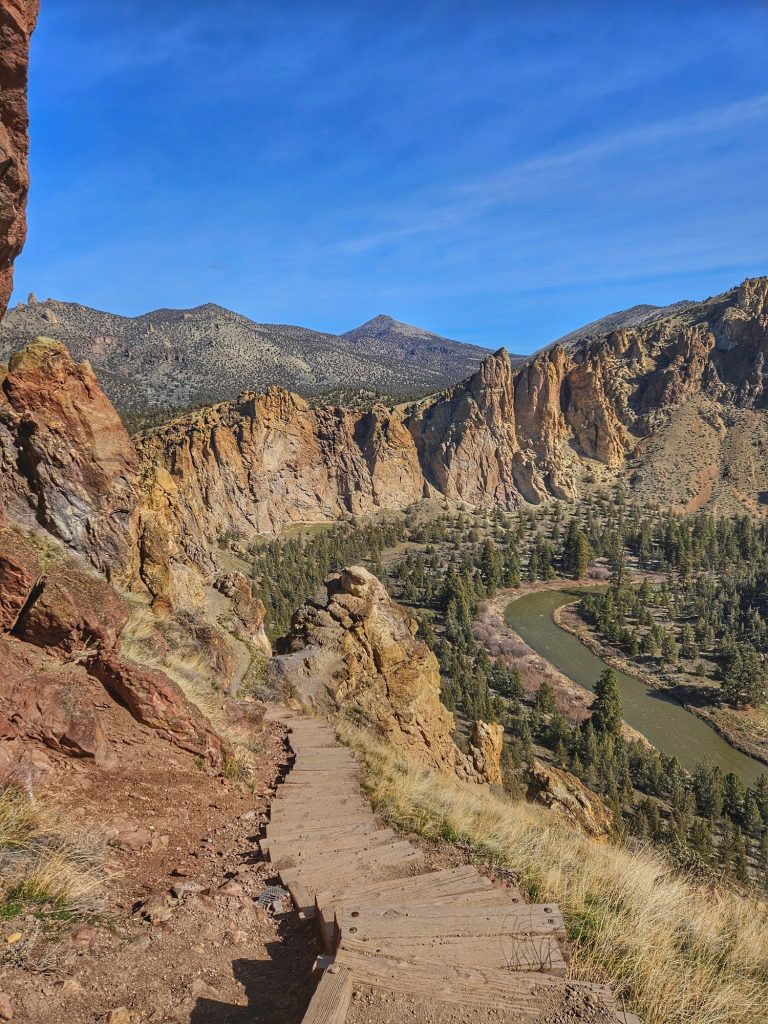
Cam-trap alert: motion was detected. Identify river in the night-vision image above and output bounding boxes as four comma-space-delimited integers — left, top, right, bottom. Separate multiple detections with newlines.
505, 588, 766, 785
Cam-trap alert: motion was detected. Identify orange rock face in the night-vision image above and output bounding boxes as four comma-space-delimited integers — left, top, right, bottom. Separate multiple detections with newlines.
0, 522, 39, 629
136, 388, 425, 563
0, 0, 38, 317
0, 339, 142, 579
272, 565, 501, 784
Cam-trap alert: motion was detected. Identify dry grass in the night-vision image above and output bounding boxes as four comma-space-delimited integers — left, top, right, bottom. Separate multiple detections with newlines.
341, 727, 768, 1024
0, 774, 106, 922
120, 598, 264, 781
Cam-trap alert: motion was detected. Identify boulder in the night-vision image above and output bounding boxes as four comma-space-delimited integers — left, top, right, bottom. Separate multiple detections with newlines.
468, 720, 504, 786
272, 565, 498, 783
0, 635, 111, 762
89, 653, 229, 767
14, 558, 127, 654
215, 571, 271, 656
526, 758, 613, 840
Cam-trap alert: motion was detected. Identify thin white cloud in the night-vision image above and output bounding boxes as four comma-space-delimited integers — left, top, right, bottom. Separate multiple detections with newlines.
331, 92, 768, 254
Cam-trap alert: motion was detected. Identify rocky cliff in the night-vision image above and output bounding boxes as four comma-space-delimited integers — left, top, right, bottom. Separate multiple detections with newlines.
0, 0, 38, 318
0, 338, 142, 579
136, 388, 425, 562
0, 526, 228, 771
271, 565, 502, 784
132, 276, 768, 551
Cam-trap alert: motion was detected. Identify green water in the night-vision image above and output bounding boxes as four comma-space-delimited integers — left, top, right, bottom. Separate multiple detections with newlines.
505, 588, 766, 784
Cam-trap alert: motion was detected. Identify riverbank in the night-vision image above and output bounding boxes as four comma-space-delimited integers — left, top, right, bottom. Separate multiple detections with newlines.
474, 579, 649, 746
556, 600, 768, 770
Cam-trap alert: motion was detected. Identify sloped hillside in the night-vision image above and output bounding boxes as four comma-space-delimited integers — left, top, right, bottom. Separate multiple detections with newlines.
0, 299, 495, 426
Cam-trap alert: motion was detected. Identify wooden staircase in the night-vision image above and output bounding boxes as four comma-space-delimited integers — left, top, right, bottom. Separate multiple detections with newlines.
262, 710, 640, 1024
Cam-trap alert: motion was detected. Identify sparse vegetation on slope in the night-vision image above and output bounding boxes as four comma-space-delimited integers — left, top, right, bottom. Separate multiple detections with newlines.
344, 727, 768, 1024
0, 300, 492, 426
0, 774, 106, 926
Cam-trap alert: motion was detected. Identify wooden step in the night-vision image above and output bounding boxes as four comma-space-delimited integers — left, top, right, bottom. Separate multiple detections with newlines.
261, 822, 378, 855
280, 846, 424, 896
301, 964, 352, 1024
315, 865, 489, 912
343, 933, 567, 976
268, 829, 398, 868
334, 940, 639, 1022
265, 817, 375, 839
281, 839, 421, 881
274, 782, 362, 799
336, 902, 565, 943
270, 794, 369, 815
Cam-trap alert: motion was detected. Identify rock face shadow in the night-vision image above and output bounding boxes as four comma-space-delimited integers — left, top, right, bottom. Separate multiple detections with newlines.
190, 938, 318, 1024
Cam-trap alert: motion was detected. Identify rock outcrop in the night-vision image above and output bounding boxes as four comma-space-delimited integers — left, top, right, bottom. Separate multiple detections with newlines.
215, 571, 271, 657
526, 758, 613, 840
0, 634, 111, 766
0, 339, 142, 579
271, 565, 501, 784
0, 528, 228, 769
136, 389, 425, 562
0, 521, 39, 629
0, 0, 38, 318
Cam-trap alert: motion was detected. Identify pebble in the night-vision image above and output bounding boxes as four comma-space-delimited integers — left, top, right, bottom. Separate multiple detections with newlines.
170, 880, 206, 898
106, 1009, 136, 1024
0, 994, 11, 1021
70, 924, 97, 948
217, 880, 245, 897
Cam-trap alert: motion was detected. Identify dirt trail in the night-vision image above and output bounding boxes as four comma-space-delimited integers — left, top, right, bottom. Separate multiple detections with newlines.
0, 711, 318, 1024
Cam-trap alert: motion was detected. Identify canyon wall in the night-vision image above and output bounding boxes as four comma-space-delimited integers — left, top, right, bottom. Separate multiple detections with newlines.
130, 277, 768, 567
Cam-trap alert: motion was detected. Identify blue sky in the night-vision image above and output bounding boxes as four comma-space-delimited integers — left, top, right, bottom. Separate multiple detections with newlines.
10, 0, 768, 352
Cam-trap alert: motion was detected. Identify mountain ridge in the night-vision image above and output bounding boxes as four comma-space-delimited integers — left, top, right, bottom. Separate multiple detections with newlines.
0, 297, 507, 426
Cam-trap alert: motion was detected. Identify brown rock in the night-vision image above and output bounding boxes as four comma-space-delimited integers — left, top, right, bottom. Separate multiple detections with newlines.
113, 827, 152, 852
216, 880, 245, 897
0, 0, 39, 318
0, 992, 11, 1022
0, 634, 111, 762
70, 923, 97, 948
272, 566, 496, 783
88, 652, 228, 767
467, 720, 503, 786
527, 758, 613, 840
215, 571, 271, 656
105, 1008, 137, 1024
14, 558, 127, 655
0, 339, 141, 578
0, 525, 39, 630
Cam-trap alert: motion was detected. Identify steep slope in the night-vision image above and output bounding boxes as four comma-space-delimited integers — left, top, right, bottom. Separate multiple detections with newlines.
0, 0, 38, 317
0, 299, 495, 424
543, 299, 693, 352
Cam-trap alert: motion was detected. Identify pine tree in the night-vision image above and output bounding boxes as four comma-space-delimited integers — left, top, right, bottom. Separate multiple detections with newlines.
590, 668, 623, 735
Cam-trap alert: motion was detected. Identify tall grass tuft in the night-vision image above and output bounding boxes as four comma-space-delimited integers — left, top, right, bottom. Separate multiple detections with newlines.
342, 726, 768, 1024
0, 774, 106, 921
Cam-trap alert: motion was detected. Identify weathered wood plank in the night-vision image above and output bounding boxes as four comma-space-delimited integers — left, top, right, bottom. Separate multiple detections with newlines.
335, 940, 637, 1021
343, 933, 567, 975
301, 965, 352, 1024
337, 903, 564, 941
